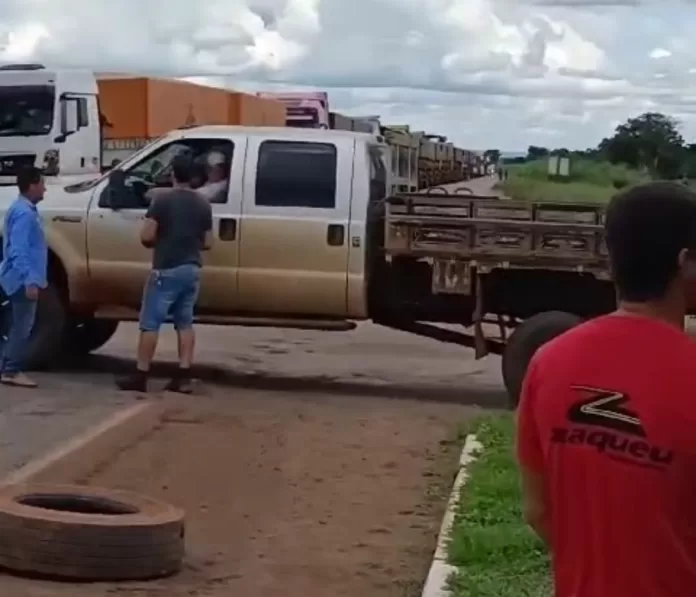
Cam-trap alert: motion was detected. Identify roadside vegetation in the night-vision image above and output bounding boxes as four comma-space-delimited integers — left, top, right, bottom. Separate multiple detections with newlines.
499, 158, 647, 204
447, 414, 551, 597
488, 111, 696, 203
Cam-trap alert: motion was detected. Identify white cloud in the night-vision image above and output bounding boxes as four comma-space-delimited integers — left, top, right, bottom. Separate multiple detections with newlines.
649, 47, 671, 60
0, 0, 695, 151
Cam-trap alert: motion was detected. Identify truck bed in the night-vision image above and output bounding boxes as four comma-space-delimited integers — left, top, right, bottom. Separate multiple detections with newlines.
383, 192, 609, 276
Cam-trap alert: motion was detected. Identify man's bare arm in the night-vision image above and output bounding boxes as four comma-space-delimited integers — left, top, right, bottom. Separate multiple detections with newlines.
201, 202, 213, 250
515, 357, 549, 546
519, 466, 549, 545
202, 230, 213, 250
140, 217, 158, 248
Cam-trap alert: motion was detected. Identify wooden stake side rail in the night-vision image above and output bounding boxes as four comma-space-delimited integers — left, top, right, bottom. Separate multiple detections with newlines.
383, 192, 611, 271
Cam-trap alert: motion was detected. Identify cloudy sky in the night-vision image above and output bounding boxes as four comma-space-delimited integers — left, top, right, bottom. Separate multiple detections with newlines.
0, 0, 693, 152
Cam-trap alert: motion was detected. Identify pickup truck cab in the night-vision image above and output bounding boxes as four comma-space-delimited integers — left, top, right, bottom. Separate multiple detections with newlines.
0, 125, 391, 367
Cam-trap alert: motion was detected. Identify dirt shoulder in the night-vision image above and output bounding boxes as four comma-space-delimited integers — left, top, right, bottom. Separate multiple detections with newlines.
0, 387, 476, 597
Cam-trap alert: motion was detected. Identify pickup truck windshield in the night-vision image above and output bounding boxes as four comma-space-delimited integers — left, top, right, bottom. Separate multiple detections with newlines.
0, 85, 54, 137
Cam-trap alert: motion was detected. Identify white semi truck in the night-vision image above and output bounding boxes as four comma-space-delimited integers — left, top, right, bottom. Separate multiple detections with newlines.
0, 64, 101, 184
0, 64, 287, 184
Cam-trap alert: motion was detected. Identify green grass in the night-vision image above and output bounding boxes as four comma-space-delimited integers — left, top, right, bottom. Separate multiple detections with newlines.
447, 414, 551, 597
500, 158, 648, 204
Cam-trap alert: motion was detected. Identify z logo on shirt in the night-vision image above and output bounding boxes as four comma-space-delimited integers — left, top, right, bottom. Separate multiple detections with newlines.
567, 386, 646, 437
550, 385, 673, 469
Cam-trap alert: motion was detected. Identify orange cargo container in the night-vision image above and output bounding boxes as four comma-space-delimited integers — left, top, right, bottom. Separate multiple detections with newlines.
97, 77, 230, 140
227, 92, 286, 127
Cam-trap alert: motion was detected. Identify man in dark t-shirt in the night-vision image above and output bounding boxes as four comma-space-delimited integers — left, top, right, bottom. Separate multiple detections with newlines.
516, 181, 696, 597
117, 154, 213, 394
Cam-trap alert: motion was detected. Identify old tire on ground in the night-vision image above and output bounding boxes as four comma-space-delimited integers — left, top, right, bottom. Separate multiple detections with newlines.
0, 285, 67, 370
66, 319, 119, 355
502, 311, 582, 409
0, 484, 185, 581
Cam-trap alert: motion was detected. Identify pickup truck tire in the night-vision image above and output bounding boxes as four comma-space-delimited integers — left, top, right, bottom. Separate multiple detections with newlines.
66, 320, 119, 355
502, 311, 582, 409
0, 285, 67, 370
0, 484, 185, 581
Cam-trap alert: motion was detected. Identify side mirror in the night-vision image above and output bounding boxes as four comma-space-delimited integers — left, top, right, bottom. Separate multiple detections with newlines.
60, 98, 79, 137
99, 170, 127, 209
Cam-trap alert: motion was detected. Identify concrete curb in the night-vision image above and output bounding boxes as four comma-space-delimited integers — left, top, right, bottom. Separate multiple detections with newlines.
0, 399, 162, 487
420, 433, 483, 597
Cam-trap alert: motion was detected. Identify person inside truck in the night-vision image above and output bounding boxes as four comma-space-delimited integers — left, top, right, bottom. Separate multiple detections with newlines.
516, 181, 696, 597
196, 150, 229, 203
190, 161, 207, 190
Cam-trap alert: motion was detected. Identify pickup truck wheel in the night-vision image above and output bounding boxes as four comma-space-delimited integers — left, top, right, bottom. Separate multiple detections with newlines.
66, 320, 119, 355
502, 311, 582, 409
0, 285, 67, 370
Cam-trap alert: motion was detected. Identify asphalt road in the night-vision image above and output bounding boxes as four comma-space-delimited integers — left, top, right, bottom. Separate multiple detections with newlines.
0, 320, 505, 481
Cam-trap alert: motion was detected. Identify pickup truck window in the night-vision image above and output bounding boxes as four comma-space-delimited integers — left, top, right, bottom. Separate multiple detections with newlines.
255, 140, 337, 209
77, 97, 88, 127
125, 138, 234, 205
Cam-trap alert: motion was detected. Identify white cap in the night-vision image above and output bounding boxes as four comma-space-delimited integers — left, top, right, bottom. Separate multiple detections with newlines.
207, 151, 226, 167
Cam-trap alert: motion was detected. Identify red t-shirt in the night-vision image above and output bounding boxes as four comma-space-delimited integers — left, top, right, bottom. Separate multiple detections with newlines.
517, 313, 696, 597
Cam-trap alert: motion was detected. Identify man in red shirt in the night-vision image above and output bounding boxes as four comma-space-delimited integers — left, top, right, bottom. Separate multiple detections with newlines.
516, 181, 696, 597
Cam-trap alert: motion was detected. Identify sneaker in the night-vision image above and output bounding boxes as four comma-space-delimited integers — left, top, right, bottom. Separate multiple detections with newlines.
0, 372, 38, 388
116, 371, 148, 392
163, 371, 194, 394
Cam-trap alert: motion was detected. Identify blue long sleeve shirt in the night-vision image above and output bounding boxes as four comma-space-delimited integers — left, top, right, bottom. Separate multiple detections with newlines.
0, 196, 48, 296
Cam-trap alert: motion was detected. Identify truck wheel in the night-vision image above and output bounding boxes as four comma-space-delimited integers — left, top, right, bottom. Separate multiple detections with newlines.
66, 319, 119, 355
0, 285, 67, 370
502, 311, 581, 409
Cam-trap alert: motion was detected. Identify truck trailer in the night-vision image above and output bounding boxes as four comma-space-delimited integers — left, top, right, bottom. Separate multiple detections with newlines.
0, 65, 286, 181
258, 91, 330, 129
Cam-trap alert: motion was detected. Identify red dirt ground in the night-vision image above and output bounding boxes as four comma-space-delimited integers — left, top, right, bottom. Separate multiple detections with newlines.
0, 387, 476, 596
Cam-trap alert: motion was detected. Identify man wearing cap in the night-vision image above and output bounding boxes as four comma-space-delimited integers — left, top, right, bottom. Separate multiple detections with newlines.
196, 151, 229, 202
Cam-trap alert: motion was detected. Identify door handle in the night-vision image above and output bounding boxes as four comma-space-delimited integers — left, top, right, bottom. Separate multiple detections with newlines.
327, 224, 345, 246
219, 218, 237, 241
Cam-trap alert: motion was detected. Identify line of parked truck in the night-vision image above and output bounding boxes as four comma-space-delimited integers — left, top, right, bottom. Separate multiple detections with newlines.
0, 64, 487, 188
1, 63, 625, 412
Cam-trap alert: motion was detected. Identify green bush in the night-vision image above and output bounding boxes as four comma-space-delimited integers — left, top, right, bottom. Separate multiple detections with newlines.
502, 158, 647, 203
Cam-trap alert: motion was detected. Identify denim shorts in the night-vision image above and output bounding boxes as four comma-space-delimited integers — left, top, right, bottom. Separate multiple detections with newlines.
139, 264, 201, 332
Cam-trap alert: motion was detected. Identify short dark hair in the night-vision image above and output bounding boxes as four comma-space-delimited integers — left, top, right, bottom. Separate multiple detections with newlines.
171, 154, 193, 184
17, 166, 43, 194
605, 181, 696, 302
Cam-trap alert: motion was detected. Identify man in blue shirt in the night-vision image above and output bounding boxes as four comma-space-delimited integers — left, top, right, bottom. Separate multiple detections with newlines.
0, 167, 47, 387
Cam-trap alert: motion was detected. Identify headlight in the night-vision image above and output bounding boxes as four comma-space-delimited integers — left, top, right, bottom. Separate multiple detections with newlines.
43, 149, 59, 175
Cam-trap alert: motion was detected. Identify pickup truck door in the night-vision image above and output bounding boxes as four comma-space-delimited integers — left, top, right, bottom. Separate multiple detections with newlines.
85, 132, 247, 312
237, 136, 354, 316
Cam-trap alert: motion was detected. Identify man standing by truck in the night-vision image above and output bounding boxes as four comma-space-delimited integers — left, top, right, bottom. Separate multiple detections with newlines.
0, 167, 47, 388
116, 154, 213, 394
516, 181, 696, 596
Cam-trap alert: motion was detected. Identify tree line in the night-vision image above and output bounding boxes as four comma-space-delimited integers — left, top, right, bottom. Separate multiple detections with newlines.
486, 112, 696, 180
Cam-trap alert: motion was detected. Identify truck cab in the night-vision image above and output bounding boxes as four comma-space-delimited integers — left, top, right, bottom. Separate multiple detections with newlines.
0, 64, 101, 183
3, 126, 390, 368
83, 126, 386, 317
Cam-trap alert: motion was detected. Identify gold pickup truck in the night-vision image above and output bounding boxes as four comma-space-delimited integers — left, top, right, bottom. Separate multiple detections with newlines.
0, 124, 626, 407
